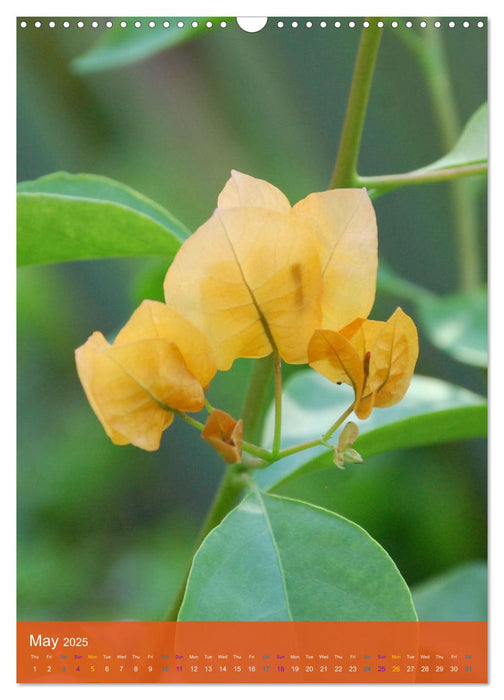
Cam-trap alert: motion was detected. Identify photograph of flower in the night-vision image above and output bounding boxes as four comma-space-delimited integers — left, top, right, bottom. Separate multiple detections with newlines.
17, 17, 487, 628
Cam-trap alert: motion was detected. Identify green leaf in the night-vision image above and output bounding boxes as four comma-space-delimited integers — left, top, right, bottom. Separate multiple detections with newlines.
71, 18, 211, 74
420, 103, 487, 173
418, 288, 487, 367
411, 561, 487, 621
179, 491, 417, 621
354, 404, 486, 456
257, 373, 486, 492
17, 172, 190, 266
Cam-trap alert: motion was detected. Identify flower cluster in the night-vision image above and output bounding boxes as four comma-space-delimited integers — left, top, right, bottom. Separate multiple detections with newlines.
76, 171, 418, 456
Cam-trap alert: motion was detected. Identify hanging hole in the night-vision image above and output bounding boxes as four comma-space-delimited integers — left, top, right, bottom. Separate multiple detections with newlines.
237, 17, 268, 33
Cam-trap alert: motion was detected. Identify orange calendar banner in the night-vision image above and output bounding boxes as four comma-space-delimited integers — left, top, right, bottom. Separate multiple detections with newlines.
16, 15, 488, 692
17, 621, 487, 684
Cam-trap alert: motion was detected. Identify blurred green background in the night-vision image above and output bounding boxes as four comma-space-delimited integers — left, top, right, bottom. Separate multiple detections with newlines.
17, 18, 487, 620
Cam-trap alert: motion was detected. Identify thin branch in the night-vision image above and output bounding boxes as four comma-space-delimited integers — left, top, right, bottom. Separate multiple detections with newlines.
330, 20, 383, 188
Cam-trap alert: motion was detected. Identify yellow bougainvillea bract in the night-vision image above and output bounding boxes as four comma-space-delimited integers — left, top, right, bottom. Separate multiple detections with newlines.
307, 307, 419, 419
75, 171, 418, 454
163, 171, 377, 370
75, 301, 216, 451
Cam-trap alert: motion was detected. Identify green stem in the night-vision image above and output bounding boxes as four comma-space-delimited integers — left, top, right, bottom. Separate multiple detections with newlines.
174, 410, 205, 432
166, 353, 276, 619
420, 27, 482, 292
165, 463, 248, 621
177, 400, 357, 465
358, 162, 487, 194
242, 442, 272, 461
272, 350, 283, 457
418, 28, 460, 147
275, 438, 325, 461
269, 402, 356, 461
240, 356, 273, 444
330, 20, 383, 188
396, 25, 483, 292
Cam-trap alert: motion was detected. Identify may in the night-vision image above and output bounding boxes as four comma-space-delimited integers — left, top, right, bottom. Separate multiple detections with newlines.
29, 634, 59, 650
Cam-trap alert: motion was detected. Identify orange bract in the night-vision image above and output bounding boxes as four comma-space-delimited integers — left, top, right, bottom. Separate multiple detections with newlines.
75, 301, 216, 451
164, 171, 378, 370
201, 409, 243, 464
308, 307, 419, 419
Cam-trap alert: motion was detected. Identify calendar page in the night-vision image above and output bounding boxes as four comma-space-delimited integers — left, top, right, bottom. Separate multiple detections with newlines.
16, 14, 488, 685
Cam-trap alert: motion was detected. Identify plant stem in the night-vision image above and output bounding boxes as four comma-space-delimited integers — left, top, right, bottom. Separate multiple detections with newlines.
270, 402, 357, 461
275, 438, 325, 461
330, 20, 383, 188
165, 463, 248, 621
167, 354, 276, 619
272, 350, 283, 457
174, 410, 205, 432
240, 356, 273, 444
358, 162, 486, 194
177, 400, 358, 465
395, 25, 483, 292
242, 441, 272, 461
419, 27, 483, 292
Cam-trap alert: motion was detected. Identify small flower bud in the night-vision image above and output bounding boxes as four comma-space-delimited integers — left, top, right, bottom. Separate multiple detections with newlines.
341, 447, 364, 464
337, 421, 359, 451
333, 421, 363, 468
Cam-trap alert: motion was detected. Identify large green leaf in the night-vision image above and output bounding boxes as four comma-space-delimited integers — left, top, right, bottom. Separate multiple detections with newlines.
71, 18, 211, 74
17, 172, 190, 266
179, 491, 417, 621
412, 561, 487, 621
418, 288, 487, 367
257, 373, 486, 492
